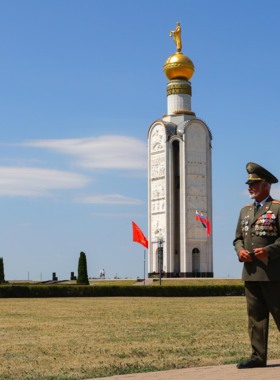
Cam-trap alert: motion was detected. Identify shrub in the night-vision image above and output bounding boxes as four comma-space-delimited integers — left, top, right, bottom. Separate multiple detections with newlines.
0, 257, 5, 284
77, 251, 89, 285
0, 284, 245, 298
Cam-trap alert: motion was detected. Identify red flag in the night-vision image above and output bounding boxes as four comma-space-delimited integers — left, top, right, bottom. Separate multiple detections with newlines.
132, 221, 148, 248
200, 213, 211, 237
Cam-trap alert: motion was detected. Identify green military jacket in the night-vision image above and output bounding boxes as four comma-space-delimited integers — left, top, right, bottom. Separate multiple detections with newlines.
233, 197, 280, 281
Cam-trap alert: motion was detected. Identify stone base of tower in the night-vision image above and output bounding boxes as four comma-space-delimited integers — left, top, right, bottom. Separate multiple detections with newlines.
148, 272, 214, 278
178, 272, 214, 278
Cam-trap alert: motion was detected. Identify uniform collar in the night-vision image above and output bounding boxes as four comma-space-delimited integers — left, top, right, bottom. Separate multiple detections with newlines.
255, 195, 272, 208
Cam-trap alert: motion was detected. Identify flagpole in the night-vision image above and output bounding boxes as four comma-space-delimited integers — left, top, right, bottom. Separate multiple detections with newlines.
144, 250, 146, 286
132, 221, 148, 285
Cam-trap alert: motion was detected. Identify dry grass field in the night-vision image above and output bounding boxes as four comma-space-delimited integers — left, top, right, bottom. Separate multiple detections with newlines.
87, 278, 243, 286
1, 296, 280, 380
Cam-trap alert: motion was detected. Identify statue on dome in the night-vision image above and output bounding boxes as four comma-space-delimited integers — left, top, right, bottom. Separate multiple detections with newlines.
169, 22, 182, 52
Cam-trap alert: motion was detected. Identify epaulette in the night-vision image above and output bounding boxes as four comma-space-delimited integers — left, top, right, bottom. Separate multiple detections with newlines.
242, 203, 253, 209
272, 200, 280, 205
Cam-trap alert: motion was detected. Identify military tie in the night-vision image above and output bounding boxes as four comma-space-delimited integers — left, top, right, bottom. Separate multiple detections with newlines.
254, 202, 261, 214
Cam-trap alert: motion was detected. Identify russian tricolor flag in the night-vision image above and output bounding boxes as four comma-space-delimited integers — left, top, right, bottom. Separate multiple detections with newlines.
195, 210, 211, 237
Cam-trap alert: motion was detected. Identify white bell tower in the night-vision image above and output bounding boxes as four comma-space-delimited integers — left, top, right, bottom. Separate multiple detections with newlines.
148, 23, 213, 277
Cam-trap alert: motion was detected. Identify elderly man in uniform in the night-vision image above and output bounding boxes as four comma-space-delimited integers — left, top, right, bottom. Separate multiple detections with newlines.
233, 162, 280, 369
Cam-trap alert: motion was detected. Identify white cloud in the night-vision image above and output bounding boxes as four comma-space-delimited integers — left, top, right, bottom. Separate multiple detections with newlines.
0, 167, 90, 197
22, 135, 147, 170
77, 194, 144, 205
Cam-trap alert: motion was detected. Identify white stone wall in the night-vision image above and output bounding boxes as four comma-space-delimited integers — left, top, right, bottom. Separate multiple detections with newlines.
148, 115, 213, 276
184, 120, 213, 274
148, 122, 167, 274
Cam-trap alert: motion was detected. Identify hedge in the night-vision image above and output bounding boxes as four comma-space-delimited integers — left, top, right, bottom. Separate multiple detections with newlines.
0, 284, 245, 298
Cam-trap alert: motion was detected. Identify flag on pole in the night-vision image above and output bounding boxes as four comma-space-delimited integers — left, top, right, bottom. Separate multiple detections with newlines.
195, 210, 211, 237
132, 221, 148, 248
195, 210, 201, 221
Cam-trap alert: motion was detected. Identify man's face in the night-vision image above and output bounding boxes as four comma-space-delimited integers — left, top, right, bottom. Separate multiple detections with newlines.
248, 181, 269, 201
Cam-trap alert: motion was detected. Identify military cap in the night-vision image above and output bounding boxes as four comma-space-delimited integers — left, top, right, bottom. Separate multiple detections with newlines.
246, 162, 278, 184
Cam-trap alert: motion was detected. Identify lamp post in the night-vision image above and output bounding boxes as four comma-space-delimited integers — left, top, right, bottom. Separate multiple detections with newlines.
157, 236, 164, 285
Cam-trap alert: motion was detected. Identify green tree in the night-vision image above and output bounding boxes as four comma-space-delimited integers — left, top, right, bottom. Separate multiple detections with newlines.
77, 251, 89, 285
0, 257, 5, 283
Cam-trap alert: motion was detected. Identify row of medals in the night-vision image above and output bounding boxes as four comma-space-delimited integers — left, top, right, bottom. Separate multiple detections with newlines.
242, 213, 278, 237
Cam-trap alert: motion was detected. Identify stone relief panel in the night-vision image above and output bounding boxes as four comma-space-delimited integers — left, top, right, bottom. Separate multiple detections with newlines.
150, 154, 165, 179
151, 214, 165, 240
150, 124, 165, 153
151, 199, 165, 214
151, 178, 165, 214
151, 179, 165, 200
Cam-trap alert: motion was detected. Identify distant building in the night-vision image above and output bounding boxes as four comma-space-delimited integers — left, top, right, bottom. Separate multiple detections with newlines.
148, 23, 213, 277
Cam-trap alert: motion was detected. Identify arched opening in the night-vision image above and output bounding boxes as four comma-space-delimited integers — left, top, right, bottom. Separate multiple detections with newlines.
172, 140, 180, 275
192, 248, 200, 277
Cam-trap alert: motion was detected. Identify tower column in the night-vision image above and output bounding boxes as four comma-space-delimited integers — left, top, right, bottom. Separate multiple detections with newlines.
167, 79, 192, 115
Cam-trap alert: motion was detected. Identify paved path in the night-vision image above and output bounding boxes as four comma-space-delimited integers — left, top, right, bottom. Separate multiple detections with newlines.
85, 360, 280, 380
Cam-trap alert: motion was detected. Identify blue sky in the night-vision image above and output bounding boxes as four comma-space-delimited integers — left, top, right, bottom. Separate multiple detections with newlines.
1, 0, 280, 280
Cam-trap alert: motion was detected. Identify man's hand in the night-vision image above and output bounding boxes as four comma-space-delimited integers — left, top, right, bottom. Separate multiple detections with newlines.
238, 249, 253, 262
238, 248, 268, 262
253, 247, 268, 260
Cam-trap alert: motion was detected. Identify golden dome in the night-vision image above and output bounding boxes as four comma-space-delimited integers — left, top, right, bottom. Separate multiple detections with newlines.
163, 52, 195, 81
